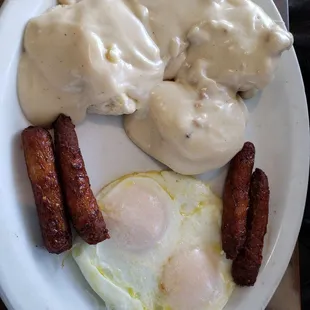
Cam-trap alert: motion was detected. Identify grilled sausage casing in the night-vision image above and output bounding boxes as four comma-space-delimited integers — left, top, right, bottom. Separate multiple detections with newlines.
222, 142, 255, 259
22, 127, 72, 254
53, 114, 109, 244
232, 168, 270, 286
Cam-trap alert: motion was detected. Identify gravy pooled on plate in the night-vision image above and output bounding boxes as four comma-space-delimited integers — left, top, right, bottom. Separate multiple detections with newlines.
18, 0, 293, 174
125, 0, 293, 174
18, 0, 164, 126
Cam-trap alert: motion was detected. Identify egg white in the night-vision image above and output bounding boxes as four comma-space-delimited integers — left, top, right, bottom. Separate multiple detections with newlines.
73, 171, 234, 310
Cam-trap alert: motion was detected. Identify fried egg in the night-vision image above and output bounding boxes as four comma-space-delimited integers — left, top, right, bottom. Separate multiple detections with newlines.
73, 171, 234, 310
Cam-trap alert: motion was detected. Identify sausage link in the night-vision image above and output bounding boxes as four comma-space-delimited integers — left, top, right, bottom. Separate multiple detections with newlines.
232, 168, 270, 286
53, 114, 109, 244
21, 127, 72, 254
221, 142, 255, 259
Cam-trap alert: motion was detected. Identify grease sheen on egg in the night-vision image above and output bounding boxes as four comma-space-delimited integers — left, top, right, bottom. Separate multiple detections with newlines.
73, 171, 234, 310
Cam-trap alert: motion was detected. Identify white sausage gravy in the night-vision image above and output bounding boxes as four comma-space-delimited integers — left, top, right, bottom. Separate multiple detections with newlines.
18, 0, 293, 174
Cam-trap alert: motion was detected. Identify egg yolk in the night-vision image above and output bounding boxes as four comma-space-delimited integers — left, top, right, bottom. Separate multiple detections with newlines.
162, 248, 222, 310
102, 177, 170, 250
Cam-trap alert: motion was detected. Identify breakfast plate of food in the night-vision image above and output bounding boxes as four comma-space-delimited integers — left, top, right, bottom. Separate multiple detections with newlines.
0, 0, 308, 309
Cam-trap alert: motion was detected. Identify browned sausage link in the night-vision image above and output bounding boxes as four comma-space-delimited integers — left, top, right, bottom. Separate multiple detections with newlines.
221, 142, 255, 259
232, 168, 270, 286
53, 114, 109, 244
21, 127, 72, 254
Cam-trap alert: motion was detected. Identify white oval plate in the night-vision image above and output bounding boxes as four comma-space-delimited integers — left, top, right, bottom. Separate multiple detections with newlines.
0, 0, 308, 309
